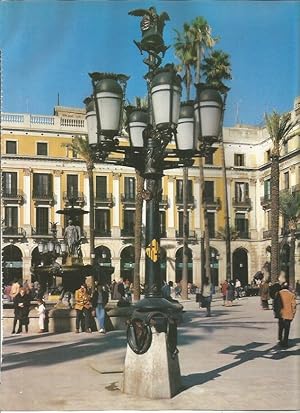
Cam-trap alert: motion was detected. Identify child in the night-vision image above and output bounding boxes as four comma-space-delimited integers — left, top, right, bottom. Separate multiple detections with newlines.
36, 298, 46, 333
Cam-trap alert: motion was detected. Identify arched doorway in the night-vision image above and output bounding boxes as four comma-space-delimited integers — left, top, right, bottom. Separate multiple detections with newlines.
120, 246, 135, 283
280, 243, 290, 282
232, 248, 248, 286
210, 247, 219, 287
3, 245, 23, 285
175, 247, 193, 283
94, 246, 113, 284
160, 247, 167, 282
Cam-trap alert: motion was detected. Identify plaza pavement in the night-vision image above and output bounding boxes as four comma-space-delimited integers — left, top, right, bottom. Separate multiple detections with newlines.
0, 295, 299, 411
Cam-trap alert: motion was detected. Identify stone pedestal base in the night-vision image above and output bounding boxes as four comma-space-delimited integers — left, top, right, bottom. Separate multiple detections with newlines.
122, 330, 181, 399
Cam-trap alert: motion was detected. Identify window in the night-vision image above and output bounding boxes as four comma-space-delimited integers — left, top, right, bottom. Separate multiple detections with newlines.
235, 213, 249, 238
178, 211, 189, 237
124, 177, 136, 201
4, 207, 18, 231
235, 182, 249, 202
207, 212, 215, 238
36, 208, 49, 235
37, 142, 48, 156
33, 174, 52, 197
234, 153, 245, 166
204, 151, 214, 165
6, 141, 17, 154
96, 176, 107, 200
123, 210, 135, 236
284, 172, 289, 189
266, 150, 271, 162
3, 172, 17, 196
67, 175, 78, 198
160, 211, 166, 237
282, 141, 288, 155
204, 181, 215, 202
176, 179, 193, 203
266, 210, 271, 230
95, 209, 110, 236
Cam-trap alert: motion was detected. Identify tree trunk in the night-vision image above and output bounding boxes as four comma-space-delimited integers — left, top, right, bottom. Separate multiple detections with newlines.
199, 157, 211, 284
270, 154, 280, 283
88, 168, 95, 289
182, 166, 189, 299
133, 170, 144, 301
289, 230, 296, 290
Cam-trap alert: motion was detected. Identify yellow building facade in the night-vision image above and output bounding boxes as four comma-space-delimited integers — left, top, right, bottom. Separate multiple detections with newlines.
1, 98, 300, 288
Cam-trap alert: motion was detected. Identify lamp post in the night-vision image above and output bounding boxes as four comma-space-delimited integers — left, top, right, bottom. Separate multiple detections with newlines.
84, 7, 224, 399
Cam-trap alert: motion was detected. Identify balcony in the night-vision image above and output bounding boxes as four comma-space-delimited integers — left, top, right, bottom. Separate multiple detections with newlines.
175, 230, 197, 240
292, 184, 300, 194
2, 226, 26, 239
175, 196, 195, 209
94, 193, 113, 207
260, 195, 271, 209
206, 197, 221, 210
121, 228, 135, 237
121, 194, 136, 207
263, 230, 271, 239
32, 191, 54, 206
236, 231, 251, 239
2, 190, 24, 205
63, 191, 85, 207
232, 197, 252, 210
31, 227, 53, 238
159, 195, 168, 209
94, 229, 112, 237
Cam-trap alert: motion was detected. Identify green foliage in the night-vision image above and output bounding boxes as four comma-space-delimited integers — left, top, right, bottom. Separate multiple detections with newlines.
202, 50, 232, 94
264, 111, 295, 153
62, 135, 94, 171
280, 191, 300, 229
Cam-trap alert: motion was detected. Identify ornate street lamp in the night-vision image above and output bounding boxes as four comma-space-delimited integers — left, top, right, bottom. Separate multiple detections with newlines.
85, 7, 224, 399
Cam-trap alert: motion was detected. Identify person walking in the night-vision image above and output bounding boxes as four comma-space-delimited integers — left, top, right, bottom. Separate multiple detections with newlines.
12, 287, 31, 334
220, 280, 228, 306
235, 278, 242, 299
92, 283, 109, 334
74, 283, 92, 333
35, 298, 46, 333
274, 282, 297, 348
201, 277, 213, 317
226, 280, 235, 306
260, 278, 270, 309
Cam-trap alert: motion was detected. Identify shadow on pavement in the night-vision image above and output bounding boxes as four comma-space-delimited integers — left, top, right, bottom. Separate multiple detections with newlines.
2, 331, 127, 372
181, 339, 300, 391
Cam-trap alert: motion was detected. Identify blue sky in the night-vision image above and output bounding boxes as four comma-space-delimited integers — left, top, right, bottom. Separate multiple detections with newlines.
0, 0, 299, 126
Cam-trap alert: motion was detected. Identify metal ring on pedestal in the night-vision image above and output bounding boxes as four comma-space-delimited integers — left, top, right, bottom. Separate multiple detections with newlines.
127, 318, 152, 355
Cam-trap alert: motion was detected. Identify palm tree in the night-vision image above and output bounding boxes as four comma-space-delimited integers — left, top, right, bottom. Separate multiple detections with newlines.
202, 50, 232, 280
174, 24, 195, 299
188, 17, 217, 285
63, 136, 95, 284
265, 111, 295, 283
279, 191, 300, 289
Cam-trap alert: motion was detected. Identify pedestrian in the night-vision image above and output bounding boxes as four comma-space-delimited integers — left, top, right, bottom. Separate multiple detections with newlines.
12, 287, 31, 334
201, 276, 213, 317
226, 280, 235, 306
235, 278, 242, 299
260, 277, 270, 309
35, 298, 46, 333
162, 281, 171, 299
9, 278, 21, 301
269, 271, 286, 300
74, 283, 92, 333
220, 280, 228, 306
92, 283, 109, 334
274, 282, 297, 348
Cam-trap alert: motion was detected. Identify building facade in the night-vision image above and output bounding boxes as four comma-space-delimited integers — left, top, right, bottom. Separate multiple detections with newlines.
1, 98, 300, 288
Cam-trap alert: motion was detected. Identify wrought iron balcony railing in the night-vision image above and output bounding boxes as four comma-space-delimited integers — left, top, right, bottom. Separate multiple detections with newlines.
232, 197, 252, 209
121, 194, 136, 205
236, 231, 251, 239
260, 195, 271, 209
263, 230, 271, 239
175, 195, 195, 208
63, 191, 85, 206
94, 193, 113, 206
175, 230, 197, 239
2, 226, 26, 237
94, 229, 112, 237
2, 190, 24, 205
205, 197, 221, 210
121, 228, 135, 237
31, 227, 53, 237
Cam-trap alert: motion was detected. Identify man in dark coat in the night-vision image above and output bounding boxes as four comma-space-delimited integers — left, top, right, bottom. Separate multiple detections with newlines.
12, 287, 31, 334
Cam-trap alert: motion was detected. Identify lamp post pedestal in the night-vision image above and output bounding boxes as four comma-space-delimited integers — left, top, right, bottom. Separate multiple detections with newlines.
122, 329, 181, 399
